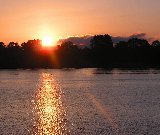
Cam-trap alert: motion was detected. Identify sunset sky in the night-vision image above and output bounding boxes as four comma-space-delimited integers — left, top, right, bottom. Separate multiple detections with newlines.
0, 0, 160, 43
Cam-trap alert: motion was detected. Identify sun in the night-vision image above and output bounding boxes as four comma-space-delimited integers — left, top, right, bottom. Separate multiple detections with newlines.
42, 36, 54, 47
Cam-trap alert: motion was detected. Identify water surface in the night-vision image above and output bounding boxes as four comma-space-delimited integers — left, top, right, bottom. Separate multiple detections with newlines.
0, 69, 160, 135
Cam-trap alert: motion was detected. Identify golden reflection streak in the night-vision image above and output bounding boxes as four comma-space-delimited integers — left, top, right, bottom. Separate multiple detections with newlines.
33, 73, 69, 135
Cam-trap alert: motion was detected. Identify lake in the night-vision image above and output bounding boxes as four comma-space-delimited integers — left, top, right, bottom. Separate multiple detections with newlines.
0, 69, 160, 135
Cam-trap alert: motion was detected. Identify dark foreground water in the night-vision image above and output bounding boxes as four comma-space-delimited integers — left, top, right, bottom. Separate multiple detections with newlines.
0, 69, 160, 135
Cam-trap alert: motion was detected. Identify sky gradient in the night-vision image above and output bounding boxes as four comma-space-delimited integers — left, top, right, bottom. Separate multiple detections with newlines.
0, 0, 160, 43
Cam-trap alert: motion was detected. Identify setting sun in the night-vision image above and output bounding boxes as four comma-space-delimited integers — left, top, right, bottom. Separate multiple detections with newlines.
42, 36, 54, 47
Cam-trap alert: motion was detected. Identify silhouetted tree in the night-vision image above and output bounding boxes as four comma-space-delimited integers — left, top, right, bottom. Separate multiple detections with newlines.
7, 42, 20, 49
152, 40, 160, 47
128, 38, 150, 48
56, 41, 81, 67
90, 34, 113, 49
0, 35, 160, 69
58, 41, 78, 50
0, 42, 5, 49
115, 41, 128, 49
22, 39, 41, 51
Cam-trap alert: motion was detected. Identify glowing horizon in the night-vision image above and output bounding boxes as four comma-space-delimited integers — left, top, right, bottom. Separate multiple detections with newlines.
0, 0, 160, 43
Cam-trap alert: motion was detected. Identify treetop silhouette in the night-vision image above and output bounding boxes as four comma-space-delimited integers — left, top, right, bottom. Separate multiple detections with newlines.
0, 34, 160, 68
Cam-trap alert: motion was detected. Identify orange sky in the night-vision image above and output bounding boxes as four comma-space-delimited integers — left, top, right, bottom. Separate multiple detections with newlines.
0, 0, 160, 43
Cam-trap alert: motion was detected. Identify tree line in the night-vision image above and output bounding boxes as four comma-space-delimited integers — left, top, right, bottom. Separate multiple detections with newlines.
0, 34, 160, 69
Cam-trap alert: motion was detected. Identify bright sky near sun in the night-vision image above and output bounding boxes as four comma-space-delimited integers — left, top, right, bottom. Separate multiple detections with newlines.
0, 0, 160, 43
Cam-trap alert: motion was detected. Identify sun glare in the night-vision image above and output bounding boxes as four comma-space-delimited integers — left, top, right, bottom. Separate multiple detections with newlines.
42, 36, 54, 47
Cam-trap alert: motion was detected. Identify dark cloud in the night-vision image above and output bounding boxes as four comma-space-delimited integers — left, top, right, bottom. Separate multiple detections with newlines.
130, 33, 146, 39
58, 33, 153, 48
58, 35, 92, 47
112, 33, 149, 43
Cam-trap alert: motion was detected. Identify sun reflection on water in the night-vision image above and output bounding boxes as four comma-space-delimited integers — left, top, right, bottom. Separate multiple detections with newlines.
32, 73, 69, 135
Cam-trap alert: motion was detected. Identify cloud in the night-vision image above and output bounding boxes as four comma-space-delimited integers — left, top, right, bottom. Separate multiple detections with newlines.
130, 33, 146, 39
57, 35, 92, 46
112, 33, 151, 43
57, 33, 153, 47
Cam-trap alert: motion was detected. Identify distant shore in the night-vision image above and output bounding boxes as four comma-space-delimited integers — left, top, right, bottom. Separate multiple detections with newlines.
0, 34, 160, 69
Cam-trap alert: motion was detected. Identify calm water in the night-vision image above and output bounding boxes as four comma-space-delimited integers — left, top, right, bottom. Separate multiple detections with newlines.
0, 69, 160, 135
